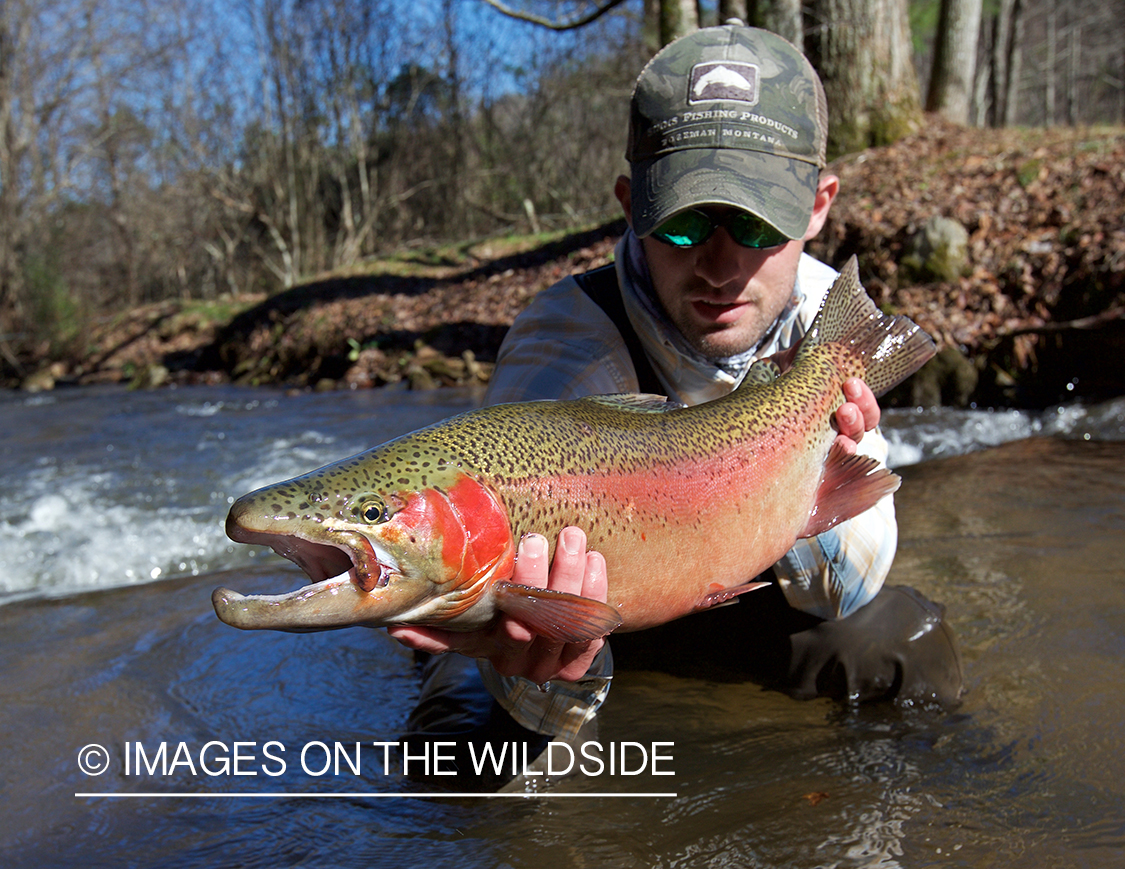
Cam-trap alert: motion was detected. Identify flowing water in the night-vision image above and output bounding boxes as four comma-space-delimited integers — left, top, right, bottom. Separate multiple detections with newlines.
1, 385, 1123, 868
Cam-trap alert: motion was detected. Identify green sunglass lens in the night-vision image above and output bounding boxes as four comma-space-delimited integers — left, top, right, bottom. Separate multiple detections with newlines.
729, 213, 787, 248
652, 210, 788, 249
653, 211, 713, 247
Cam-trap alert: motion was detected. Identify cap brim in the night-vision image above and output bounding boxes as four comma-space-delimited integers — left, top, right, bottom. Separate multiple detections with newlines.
630, 149, 819, 241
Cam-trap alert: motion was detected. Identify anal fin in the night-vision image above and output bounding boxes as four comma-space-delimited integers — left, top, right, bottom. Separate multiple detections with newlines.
697, 580, 771, 611
802, 440, 900, 538
494, 582, 622, 642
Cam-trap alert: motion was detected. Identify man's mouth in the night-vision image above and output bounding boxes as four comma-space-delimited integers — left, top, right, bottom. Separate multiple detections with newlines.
691, 298, 748, 324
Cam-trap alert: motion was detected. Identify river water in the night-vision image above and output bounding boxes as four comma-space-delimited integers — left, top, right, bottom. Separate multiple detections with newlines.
1, 385, 1123, 867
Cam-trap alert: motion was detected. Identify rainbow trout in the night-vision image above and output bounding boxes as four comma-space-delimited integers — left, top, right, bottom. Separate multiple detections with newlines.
214, 257, 935, 641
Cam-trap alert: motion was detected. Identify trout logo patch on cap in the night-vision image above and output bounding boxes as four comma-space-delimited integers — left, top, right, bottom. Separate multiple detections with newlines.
689, 62, 759, 106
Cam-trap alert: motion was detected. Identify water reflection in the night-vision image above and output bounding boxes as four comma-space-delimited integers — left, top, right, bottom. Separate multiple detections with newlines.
1, 389, 1123, 866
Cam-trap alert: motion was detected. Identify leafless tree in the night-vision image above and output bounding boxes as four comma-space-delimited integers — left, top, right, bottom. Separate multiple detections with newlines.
4, 0, 1125, 374
0, 0, 98, 331
926, 0, 982, 123
806, 0, 922, 158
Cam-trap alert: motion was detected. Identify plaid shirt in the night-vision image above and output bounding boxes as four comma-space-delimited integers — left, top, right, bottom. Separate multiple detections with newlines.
478, 237, 897, 738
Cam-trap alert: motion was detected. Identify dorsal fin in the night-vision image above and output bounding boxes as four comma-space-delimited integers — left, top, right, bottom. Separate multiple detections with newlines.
742, 358, 783, 386
579, 393, 685, 413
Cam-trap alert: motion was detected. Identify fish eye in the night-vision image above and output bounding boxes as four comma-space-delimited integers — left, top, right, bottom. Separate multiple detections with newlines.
359, 498, 390, 524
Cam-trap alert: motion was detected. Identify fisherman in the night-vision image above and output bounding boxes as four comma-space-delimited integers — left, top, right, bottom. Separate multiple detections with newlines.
389, 23, 963, 780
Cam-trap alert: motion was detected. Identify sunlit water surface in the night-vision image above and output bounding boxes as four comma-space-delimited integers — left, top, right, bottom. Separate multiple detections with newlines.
1, 386, 1123, 867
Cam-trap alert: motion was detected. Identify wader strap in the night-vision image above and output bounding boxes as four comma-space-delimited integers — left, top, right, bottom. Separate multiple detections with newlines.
574, 264, 663, 396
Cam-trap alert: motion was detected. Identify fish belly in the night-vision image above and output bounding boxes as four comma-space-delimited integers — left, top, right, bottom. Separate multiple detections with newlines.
501, 421, 834, 632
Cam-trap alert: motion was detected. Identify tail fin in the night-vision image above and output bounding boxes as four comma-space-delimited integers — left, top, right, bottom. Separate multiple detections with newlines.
799, 256, 936, 396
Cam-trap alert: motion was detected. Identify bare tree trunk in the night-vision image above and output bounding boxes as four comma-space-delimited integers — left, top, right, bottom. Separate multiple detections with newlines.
442, 0, 466, 231
1120, 29, 1125, 124
971, 13, 992, 125
807, 0, 922, 158
750, 0, 803, 46
0, 0, 89, 328
0, 10, 24, 325
986, 0, 1014, 126
1003, 0, 1023, 126
982, 0, 1025, 127
1045, 3, 1056, 124
660, 0, 699, 46
1067, 21, 1080, 126
643, 0, 663, 53
89, 28, 140, 308
926, 0, 983, 124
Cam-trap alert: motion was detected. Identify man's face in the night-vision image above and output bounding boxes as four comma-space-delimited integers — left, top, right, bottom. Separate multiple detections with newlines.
640, 224, 803, 359
616, 174, 838, 361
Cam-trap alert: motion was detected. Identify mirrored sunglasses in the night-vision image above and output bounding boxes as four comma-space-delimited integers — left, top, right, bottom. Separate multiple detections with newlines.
650, 208, 789, 250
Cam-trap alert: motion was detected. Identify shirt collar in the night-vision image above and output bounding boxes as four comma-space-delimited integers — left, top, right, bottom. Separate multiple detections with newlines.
615, 229, 804, 405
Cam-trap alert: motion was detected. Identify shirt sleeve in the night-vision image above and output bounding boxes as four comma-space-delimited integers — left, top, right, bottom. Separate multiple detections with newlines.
477, 644, 614, 740
484, 276, 635, 405
771, 426, 898, 620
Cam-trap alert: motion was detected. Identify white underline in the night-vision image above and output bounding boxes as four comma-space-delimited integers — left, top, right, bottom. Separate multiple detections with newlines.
76, 791, 677, 799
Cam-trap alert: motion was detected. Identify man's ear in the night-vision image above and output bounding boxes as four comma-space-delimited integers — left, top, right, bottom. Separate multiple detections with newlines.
803, 174, 839, 241
614, 175, 633, 227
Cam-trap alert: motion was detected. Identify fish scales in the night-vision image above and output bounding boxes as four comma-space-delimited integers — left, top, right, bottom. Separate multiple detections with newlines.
214, 258, 936, 641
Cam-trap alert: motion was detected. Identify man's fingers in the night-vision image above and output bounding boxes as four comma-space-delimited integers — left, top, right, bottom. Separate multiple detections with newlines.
834, 402, 862, 441
550, 527, 588, 596
582, 550, 608, 601
392, 526, 609, 683
496, 618, 535, 646
832, 432, 859, 457
843, 377, 880, 430
834, 378, 880, 446
513, 533, 550, 588
552, 632, 606, 682
387, 625, 457, 655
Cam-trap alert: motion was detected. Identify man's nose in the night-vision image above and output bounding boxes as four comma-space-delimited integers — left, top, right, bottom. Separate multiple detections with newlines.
693, 228, 746, 288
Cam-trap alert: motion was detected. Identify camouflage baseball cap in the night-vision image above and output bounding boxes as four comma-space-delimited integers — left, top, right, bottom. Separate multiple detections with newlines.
626, 24, 828, 241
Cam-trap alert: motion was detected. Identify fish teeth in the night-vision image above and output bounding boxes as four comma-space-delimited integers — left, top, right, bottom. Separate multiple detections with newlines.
370, 541, 399, 573
236, 573, 350, 604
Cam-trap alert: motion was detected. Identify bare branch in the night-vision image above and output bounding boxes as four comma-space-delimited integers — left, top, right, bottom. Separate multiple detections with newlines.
479, 0, 630, 31
995, 307, 1124, 338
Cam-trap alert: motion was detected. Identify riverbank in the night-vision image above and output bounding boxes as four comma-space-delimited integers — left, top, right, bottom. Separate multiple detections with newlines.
6, 120, 1123, 408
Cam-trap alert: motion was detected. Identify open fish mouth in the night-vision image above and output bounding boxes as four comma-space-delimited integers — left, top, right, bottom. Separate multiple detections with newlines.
214, 521, 405, 631
224, 516, 399, 592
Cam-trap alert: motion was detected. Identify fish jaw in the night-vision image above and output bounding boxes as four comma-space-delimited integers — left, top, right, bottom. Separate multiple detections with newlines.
216, 461, 519, 633
213, 574, 418, 632
216, 505, 438, 631
224, 505, 397, 591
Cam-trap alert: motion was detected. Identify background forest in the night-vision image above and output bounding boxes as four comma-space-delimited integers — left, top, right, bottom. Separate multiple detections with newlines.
1, 0, 1123, 392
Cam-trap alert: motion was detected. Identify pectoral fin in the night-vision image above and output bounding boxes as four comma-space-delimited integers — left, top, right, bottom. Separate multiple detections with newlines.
801, 440, 900, 538
493, 582, 622, 643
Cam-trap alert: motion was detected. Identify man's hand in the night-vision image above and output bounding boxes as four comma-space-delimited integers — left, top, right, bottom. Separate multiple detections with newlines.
387, 527, 607, 685
832, 377, 880, 454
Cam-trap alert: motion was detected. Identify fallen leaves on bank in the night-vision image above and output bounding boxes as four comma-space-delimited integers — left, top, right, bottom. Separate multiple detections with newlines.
12, 120, 1124, 407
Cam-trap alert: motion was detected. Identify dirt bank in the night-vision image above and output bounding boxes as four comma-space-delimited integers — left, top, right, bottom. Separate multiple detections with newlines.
8, 120, 1124, 409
